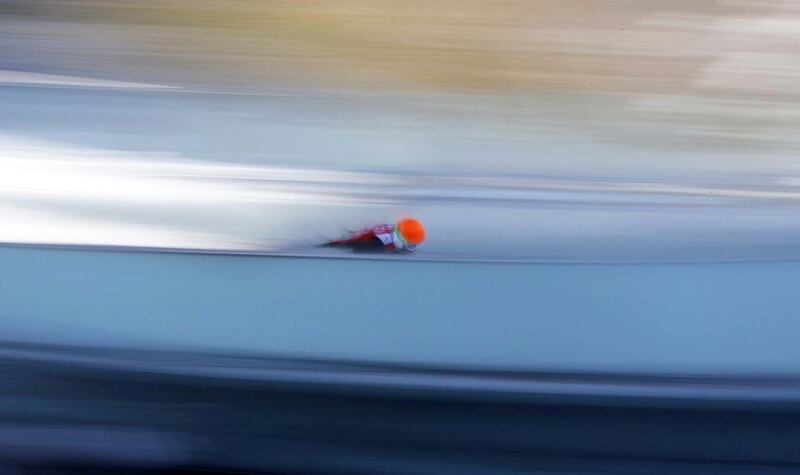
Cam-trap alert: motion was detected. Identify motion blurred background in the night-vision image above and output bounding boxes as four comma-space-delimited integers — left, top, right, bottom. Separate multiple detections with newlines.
3, 0, 800, 260
1, 1, 800, 473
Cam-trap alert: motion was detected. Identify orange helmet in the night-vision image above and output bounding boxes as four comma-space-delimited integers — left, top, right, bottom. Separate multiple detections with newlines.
396, 218, 426, 245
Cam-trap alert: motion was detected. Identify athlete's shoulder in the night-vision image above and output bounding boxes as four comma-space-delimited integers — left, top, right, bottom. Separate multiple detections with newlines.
369, 224, 395, 234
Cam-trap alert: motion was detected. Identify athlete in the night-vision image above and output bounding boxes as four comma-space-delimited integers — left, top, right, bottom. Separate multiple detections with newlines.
326, 218, 426, 253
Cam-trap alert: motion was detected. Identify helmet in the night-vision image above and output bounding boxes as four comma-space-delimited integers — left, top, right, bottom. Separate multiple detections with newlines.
396, 218, 426, 246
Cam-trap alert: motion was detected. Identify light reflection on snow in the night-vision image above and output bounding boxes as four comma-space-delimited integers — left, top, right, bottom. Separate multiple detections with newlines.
2, 134, 800, 262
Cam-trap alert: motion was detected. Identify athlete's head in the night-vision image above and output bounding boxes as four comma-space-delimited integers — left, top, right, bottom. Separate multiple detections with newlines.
395, 218, 426, 250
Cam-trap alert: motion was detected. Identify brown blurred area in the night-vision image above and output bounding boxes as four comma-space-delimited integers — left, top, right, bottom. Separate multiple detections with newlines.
1, 1, 798, 157
1, 0, 796, 94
